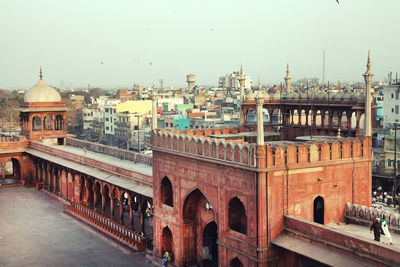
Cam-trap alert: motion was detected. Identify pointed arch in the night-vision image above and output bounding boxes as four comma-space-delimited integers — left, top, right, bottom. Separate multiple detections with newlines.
161, 176, 173, 207
230, 257, 244, 267
313, 196, 324, 224
228, 196, 247, 234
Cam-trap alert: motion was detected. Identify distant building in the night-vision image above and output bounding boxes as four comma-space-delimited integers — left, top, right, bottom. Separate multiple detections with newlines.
218, 71, 252, 90
382, 84, 400, 127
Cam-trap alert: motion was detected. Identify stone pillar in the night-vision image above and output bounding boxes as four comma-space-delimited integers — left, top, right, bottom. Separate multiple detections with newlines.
363, 51, 373, 137
256, 92, 265, 146
138, 198, 145, 234
110, 194, 115, 219
256, 145, 267, 266
101, 192, 106, 214
239, 64, 246, 125
53, 169, 57, 193
119, 194, 124, 224
129, 202, 134, 229
93, 188, 98, 210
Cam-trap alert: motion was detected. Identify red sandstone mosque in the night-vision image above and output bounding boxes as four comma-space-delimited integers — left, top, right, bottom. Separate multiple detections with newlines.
1, 54, 399, 267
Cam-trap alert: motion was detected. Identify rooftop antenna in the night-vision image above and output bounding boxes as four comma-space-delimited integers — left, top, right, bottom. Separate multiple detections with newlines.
322, 51, 326, 84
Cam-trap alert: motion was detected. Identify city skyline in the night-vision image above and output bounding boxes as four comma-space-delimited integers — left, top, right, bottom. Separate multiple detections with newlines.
1, 0, 399, 89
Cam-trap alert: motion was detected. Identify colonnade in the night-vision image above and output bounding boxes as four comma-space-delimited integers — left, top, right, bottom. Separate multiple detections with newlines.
33, 158, 153, 236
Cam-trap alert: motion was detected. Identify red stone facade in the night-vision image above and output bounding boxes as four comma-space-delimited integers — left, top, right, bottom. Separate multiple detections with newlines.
19, 101, 67, 141
151, 128, 372, 266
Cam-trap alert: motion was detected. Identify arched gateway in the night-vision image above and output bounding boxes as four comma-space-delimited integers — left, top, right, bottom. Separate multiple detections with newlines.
182, 189, 218, 266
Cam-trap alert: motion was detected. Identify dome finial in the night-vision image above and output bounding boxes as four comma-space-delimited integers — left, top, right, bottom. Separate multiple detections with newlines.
39, 66, 43, 80
240, 63, 243, 75
258, 77, 262, 90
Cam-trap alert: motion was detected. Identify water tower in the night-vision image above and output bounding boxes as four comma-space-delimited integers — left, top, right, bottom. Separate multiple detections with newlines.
187, 74, 195, 92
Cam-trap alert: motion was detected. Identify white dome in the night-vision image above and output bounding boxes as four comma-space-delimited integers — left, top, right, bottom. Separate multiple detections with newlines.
24, 79, 61, 102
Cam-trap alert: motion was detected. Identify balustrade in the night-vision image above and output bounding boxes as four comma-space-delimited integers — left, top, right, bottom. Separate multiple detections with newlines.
66, 202, 150, 251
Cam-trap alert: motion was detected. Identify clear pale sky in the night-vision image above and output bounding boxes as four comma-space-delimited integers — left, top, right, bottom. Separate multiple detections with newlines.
0, 0, 399, 89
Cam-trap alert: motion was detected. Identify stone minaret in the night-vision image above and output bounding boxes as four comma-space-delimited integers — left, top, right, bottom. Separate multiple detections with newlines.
239, 64, 246, 125
256, 78, 265, 146
363, 51, 373, 137
152, 81, 157, 131
284, 63, 292, 93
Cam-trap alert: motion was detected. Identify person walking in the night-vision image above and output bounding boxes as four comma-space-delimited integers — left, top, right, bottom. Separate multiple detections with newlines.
370, 217, 384, 242
381, 214, 393, 245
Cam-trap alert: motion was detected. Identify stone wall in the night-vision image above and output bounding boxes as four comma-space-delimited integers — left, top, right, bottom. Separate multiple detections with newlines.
66, 137, 152, 166
346, 203, 400, 231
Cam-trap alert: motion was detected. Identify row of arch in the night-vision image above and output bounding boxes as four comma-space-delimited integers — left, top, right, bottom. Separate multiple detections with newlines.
245, 107, 365, 130
32, 115, 64, 131
265, 138, 369, 167
154, 131, 257, 166
33, 158, 153, 236
161, 177, 247, 235
160, 187, 247, 266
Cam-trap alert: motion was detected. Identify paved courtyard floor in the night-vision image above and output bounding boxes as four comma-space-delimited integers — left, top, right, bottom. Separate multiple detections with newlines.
0, 186, 152, 267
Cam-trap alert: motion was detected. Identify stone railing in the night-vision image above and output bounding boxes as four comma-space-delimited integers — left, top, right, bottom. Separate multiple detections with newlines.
66, 138, 152, 166
153, 130, 256, 167
346, 203, 400, 231
66, 202, 150, 251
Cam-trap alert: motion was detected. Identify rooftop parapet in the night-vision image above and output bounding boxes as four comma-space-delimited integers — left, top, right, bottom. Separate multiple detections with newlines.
153, 128, 371, 169
65, 138, 152, 166
265, 137, 370, 168
153, 128, 257, 167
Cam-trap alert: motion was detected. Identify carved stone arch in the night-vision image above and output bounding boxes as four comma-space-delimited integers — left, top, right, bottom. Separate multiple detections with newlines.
274, 146, 285, 166
189, 136, 197, 154
226, 142, 234, 161
242, 146, 249, 165
218, 142, 225, 160
286, 144, 297, 165
161, 176, 173, 207
341, 140, 351, 158
156, 132, 162, 147
331, 141, 341, 160
172, 134, 178, 150
321, 142, 331, 161
228, 196, 247, 235
166, 134, 172, 149
211, 140, 218, 158
178, 135, 184, 152
233, 143, 242, 163
310, 143, 320, 162
197, 138, 205, 156
204, 139, 212, 157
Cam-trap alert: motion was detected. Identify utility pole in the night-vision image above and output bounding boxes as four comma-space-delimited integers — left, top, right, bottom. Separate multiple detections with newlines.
392, 123, 399, 206
134, 114, 142, 152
